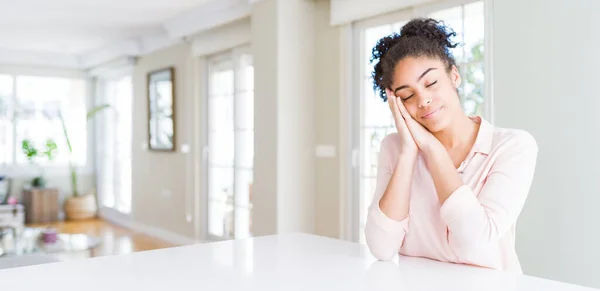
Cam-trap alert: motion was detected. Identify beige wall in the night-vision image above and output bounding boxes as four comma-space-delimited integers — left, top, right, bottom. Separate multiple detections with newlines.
314, 0, 342, 239
252, 0, 318, 236
131, 43, 196, 238
251, 0, 279, 236
127, 0, 344, 240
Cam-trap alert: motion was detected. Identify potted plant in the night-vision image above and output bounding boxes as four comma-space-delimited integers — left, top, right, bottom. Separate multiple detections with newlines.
21, 138, 58, 188
61, 104, 110, 220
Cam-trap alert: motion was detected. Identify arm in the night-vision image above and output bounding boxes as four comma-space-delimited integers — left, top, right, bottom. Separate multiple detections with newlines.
422, 146, 464, 205
428, 131, 538, 249
365, 135, 417, 261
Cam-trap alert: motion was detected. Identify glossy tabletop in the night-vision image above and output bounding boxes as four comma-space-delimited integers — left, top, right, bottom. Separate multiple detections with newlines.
0, 233, 596, 290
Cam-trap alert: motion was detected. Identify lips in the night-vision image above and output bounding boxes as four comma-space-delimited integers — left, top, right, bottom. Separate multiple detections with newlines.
421, 107, 443, 119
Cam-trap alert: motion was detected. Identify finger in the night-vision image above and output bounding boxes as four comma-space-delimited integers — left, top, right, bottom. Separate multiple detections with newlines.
386, 89, 401, 117
395, 97, 411, 120
385, 88, 394, 101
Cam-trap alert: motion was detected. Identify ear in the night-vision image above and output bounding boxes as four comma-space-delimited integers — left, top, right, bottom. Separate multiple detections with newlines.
450, 65, 461, 88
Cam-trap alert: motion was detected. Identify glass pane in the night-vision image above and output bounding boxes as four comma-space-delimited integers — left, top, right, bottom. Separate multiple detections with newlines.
235, 130, 253, 169
0, 75, 12, 165
98, 79, 115, 209
0, 75, 13, 97
101, 160, 115, 208
208, 200, 234, 238
245, 66, 254, 92
0, 75, 12, 118
462, 61, 485, 117
234, 206, 251, 239
235, 169, 253, 208
209, 95, 234, 131
149, 117, 173, 149
237, 54, 254, 92
209, 130, 234, 167
15, 119, 85, 165
14, 76, 87, 166
0, 97, 8, 119
235, 91, 254, 130
115, 77, 133, 214
209, 167, 234, 202
363, 77, 394, 127
210, 69, 234, 96
0, 120, 13, 165
364, 24, 393, 77
429, 6, 464, 62
464, 1, 485, 61
462, 1, 485, 117
361, 128, 394, 178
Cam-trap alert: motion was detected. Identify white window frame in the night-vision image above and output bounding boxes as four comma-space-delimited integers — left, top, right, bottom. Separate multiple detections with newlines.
203, 44, 254, 242
0, 68, 94, 178
345, 0, 494, 243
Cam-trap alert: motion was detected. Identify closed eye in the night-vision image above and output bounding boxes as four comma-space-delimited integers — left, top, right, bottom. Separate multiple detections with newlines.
402, 94, 414, 101
426, 80, 438, 88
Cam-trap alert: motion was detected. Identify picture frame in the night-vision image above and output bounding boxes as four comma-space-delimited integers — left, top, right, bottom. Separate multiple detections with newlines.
147, 67, 176, 152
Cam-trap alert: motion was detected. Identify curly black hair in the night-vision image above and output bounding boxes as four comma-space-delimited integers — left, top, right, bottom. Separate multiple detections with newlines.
370, 18, 459, 102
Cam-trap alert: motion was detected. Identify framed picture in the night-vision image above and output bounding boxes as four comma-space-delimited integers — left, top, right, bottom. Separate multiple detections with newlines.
147, 67, 176, 151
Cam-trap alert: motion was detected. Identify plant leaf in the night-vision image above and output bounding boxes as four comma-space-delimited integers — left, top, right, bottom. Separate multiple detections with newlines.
86, 104, 111, 120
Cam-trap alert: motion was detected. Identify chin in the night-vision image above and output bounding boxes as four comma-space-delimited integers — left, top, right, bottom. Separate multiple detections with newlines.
420, 107, 449, 133
423, 121, 445, 133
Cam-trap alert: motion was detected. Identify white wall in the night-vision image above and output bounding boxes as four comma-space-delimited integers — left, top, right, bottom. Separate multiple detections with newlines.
493, 0, 600, 288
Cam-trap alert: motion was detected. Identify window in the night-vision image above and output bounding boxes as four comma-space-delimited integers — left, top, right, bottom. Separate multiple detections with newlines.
353, 1, 485, 243
429, 1, 485, 117
97, 76, 133, 214
0, 74, 87, 167
0, 75, 13, 165
207, 47, 254, 240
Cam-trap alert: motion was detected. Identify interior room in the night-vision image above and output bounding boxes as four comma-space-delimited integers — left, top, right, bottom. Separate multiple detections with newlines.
0, 0, 599, 290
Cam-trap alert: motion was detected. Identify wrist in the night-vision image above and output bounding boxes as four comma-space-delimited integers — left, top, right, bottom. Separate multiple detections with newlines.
421, 143, 445, 157
397, 151, 418, 163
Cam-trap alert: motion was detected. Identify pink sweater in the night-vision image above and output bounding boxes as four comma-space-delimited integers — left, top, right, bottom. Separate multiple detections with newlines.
365, 117, 538, 273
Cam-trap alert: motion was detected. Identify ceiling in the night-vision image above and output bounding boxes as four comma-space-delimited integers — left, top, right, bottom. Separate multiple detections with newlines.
0, 0, 220, 67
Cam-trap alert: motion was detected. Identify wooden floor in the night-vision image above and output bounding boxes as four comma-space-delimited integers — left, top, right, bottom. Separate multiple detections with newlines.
28, 219, 176, 258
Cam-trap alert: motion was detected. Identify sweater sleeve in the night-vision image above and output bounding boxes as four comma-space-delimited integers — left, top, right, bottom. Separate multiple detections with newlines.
440, 131, 538, 249
365, 134, 410, 261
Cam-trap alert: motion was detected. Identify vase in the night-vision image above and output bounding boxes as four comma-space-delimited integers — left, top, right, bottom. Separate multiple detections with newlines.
64, 192, 97, 220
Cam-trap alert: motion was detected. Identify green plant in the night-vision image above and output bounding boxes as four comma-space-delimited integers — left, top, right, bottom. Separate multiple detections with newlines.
42, 139, 58, 160
21, 139, 39, 163
59, 104, 110, 197
20, 138, 58, 188
461, 40, 485, 116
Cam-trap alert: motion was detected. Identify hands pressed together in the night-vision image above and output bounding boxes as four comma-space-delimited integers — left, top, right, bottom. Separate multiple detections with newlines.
385, 88, 464, 205
386, 88, 443, 157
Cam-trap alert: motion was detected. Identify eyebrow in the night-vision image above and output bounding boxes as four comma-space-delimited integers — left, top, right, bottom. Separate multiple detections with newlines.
393, 68, 438, 95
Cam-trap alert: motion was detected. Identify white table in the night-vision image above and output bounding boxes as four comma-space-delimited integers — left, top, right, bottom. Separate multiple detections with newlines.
0, 233, 596, 290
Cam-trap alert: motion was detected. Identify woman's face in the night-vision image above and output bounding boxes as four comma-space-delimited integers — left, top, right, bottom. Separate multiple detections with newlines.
389, 56, 462, 133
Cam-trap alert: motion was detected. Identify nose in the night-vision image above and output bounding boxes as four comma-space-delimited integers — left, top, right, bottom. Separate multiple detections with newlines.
418, 95, 432, 109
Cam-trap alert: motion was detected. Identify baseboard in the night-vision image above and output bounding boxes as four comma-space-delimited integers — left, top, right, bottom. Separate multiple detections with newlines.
98, 207, 200, 246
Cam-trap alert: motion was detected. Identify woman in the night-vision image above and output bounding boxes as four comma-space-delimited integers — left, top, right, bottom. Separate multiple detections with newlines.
365, 18, 538, 274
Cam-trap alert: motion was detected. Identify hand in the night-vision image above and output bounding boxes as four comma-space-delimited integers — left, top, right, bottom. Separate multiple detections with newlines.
392, 91, 444, 154
387, 89, 417, 156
